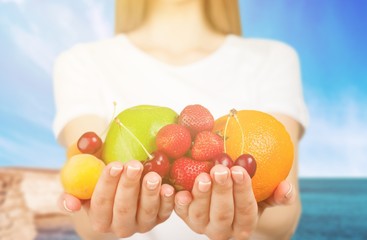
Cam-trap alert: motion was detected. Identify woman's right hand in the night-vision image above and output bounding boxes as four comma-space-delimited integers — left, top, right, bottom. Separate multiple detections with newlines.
58, 160, 175, 238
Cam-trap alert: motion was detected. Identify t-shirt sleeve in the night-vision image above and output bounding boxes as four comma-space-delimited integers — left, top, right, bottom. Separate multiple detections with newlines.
257, 41, 309, 130
52, 46, 107, 140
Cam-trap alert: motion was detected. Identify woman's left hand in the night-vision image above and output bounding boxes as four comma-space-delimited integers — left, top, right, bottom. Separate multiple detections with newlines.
174, 164, 295, 240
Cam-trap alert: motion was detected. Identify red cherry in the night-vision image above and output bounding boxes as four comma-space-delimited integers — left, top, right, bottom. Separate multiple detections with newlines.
143, 151, 170, 178
234, 154, 257, 178
212, 153, 234, 168
77, 131, 102, 154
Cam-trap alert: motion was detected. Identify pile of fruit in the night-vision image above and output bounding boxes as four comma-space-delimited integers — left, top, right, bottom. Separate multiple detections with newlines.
61, 104, 294, 202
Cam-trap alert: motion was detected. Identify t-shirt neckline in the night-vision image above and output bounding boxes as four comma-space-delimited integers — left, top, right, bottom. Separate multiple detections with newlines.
116, 33, 234, 71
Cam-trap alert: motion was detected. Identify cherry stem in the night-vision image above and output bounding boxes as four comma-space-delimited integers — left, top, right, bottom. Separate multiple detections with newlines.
114, 118, 153, 159
223, 113, 231, 153
230, 109, 245, 155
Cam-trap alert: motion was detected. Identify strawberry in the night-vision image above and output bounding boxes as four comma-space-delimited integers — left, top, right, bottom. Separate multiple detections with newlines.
178, 104, 214, 136
191, 131, 224, 161
169, 157, 214, 191
156, 124, 192, 159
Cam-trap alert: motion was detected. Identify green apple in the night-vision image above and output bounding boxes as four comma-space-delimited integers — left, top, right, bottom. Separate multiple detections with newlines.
102, 105, 178, 164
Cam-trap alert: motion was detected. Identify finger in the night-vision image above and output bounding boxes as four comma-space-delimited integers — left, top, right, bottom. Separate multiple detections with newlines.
259, 180, 295, 210
58, 193, 82, 213
112, 160, 143, 235
89, 161, 123, 232
188, 173, 212, 231
136, 172, 162, 232
209, 165, 234, 232
231, 166, 258, 239
158, 183, 175, 222
174, 190, 193, 222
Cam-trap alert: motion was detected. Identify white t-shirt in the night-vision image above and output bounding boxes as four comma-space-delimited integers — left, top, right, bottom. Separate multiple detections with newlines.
53, 34, 308, 239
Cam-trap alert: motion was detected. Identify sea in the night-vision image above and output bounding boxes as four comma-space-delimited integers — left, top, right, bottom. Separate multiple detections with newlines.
293, 178, 367, 240
36, 178, 367, 240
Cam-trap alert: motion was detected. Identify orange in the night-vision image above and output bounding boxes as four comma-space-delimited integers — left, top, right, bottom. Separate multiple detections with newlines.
213, 110, 294, 202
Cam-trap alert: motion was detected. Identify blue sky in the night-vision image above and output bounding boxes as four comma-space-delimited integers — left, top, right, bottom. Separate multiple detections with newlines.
0, 0, 366, 177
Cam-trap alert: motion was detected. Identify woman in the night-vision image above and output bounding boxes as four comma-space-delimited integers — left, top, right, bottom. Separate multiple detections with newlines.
55, 0, 308, 239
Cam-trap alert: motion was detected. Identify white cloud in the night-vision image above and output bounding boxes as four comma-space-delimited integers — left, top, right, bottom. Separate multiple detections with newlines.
11, 25, 56, 73
7, 1, 112, 74
0, 136, 17, 157
0, 0, 24, 7
299, 97, 367, 177
83, 0, 113, 39
0, 130, 64, 168
1, 1, 113, 169
5, 1, 112, 133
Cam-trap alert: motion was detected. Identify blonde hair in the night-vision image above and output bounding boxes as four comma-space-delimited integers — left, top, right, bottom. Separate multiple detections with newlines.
115, 0, 242, 36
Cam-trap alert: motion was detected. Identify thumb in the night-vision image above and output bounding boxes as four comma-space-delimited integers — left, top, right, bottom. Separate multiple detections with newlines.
58, 192, 83, 213
258, 180, 295, 213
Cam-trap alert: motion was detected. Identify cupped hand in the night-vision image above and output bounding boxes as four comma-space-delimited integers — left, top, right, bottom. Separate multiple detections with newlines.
58, 160, 175, 238
174, 164, 295, 240
174, 164, 257, 240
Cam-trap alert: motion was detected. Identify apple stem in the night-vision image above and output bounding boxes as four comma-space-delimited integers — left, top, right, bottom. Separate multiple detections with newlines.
230, 109, 245, 155
100, 101, 118, 139
114, 118, 153, 159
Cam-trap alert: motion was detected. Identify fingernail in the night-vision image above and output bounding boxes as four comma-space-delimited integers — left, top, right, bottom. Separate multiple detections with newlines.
126, 165, 141, 178
214, 170, 228, 185
110, 165, 123, 177
147, 177, 160, 190
285, 183, 293, 199
63, 200, 73, 213
177, 196, 190, 206
231, 170, 244, 184
164, 188, 174, 197
198, 180, 211, 193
